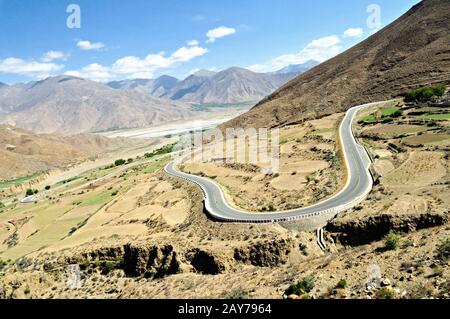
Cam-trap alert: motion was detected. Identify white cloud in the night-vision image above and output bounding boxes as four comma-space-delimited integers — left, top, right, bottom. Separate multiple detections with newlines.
112, 46, 208, 79
66, 45, 209, 81
343, 28, 364, 38
187, 40, 199, 46
76, 40, 105, 51
65, 63, 111, 82
248, 35, 341, 73
308, 35, 340, 48
206, 26, 236, 43
0, 57, 64, 78
171, 46, 208, 62
41, 51, 69, 62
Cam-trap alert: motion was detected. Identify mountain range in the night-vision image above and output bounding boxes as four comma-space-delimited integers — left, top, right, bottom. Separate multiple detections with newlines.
0, 61, 318, 134
106, 62, 317, 104
0, 76, 193, 134
224, 0, 450, 129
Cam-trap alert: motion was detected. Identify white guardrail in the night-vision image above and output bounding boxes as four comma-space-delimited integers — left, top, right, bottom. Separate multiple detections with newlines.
165, 101, 387, 224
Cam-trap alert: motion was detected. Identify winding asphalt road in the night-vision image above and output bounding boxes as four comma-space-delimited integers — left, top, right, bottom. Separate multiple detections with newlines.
165, 102, 381, 223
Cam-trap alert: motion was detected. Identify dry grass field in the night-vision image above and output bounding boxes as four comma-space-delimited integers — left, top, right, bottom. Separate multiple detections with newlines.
182, 113, 345, 212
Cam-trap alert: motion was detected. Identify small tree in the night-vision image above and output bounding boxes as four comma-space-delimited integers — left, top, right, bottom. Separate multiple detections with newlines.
404, 91, 417, 103
433, 84, 446, 97
416, 87, 435, 101
45, 185, 51, 190
26, 189, 35, 196
384, 231, 401, 250
114, 159, 126, 166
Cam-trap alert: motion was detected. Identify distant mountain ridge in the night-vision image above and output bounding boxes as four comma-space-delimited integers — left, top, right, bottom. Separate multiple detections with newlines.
274, 60, 320, 75
108, 66, 308, 104
0, 76, 193, 134
164, 67, 296, 104
107, 75, 179, 98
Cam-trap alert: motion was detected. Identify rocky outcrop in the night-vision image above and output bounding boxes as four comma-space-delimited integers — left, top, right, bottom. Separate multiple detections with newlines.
123, 244, 180, 278
327, 212, 448, 246
75, 246, 124, 262
186, 249, 228, 275
234, 238, 293, 267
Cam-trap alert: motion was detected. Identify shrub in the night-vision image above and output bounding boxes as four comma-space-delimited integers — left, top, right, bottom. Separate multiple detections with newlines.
408, 282, 434, 299
376, 287, 396, 299
225, 288, 248, 299
114, 159, 126, 166
144, 144, 175, 159
127, 158, 133, 163
435, 238, 450, 262
401, 239, 414, 249
336, 279, 347, 289
26, 188, 37, 196
384, 231, 401, 250
44, 185, 51, 190
104, 261, 115, 273
391, 109, 403, 118
285, 276, 315, 296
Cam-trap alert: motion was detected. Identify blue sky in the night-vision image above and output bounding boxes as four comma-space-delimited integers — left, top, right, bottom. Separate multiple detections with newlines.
0, 0, 420, 84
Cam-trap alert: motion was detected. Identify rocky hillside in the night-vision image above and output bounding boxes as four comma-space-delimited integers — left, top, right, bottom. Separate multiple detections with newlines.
223, 0, 450, 129
0, 76, 193, 134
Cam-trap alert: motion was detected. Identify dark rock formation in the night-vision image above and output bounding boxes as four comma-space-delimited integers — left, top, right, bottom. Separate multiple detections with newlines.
123, 243, 180, 278
326, 212, 448, 246
186, 249, 227, 275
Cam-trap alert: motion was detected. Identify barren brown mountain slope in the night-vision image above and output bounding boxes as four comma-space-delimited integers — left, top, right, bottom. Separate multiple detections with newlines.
223, 0, 450, 129
0, 125, 137, 180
